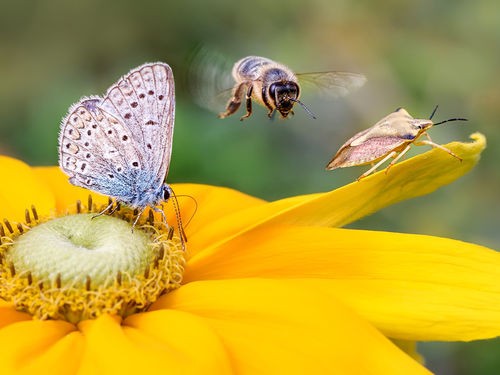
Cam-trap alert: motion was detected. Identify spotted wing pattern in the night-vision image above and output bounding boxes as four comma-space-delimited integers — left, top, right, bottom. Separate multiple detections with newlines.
58, 62, 175, 204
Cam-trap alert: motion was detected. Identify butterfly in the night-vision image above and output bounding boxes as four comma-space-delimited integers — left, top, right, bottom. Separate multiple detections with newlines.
58, 62, 178, 229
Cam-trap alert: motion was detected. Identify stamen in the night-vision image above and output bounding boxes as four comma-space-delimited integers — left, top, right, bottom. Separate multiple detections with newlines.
31, 205, 39, 221
88, 195, 93, 213
3, 219, 13, 234
168, 226, 174, 240
1, 198, 185, 323
85, 275, 91, 291
158, 245, 165, 261
9, 263, 15, 276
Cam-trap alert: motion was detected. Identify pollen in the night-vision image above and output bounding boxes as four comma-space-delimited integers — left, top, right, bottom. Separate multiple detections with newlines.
0, 198, 185, 324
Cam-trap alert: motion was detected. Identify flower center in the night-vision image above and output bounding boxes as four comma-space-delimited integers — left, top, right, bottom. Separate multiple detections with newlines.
0, 198, 185, 324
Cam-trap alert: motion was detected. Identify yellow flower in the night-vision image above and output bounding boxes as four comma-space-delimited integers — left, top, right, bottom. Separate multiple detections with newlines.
0, 133, 498, 374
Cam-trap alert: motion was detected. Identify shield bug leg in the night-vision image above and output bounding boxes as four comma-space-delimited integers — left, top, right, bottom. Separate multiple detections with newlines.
357, 151, 397, 181
416, 139, 462, 162
384, 144, 413, 175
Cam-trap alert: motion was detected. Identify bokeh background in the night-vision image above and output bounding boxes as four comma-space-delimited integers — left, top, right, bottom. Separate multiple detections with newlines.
1, 0, 499, 372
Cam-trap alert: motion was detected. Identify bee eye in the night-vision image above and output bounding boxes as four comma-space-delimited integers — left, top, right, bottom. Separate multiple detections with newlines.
269, 83, 278, 99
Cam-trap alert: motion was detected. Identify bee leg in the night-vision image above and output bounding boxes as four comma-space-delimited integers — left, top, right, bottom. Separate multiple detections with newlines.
239, 85, 254, 121
218, 82, 247, 119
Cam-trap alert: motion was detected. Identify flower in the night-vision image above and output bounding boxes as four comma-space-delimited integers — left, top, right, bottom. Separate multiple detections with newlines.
1, 133, 499, 374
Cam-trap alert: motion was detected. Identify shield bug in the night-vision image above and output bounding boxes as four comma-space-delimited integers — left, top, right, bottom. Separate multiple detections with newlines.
325, 106, 467, 180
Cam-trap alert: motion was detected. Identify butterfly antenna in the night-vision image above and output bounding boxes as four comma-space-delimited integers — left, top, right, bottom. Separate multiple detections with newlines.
174, 194, 198, 228
170, 188, 188, 249
289, 98, 317, 119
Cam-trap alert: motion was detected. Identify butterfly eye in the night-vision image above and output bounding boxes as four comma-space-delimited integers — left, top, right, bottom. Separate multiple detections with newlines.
162, 186, 171, 200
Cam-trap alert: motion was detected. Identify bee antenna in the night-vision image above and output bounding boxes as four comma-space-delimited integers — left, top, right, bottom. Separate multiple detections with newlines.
290, 98, 317, 119
433, 118, 468, 126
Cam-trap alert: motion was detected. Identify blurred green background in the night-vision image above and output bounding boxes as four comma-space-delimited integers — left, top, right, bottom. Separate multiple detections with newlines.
1, 0, 499, 372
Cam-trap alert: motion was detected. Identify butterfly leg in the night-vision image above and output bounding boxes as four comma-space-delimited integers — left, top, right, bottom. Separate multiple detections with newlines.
218, 82, 248, 119
357, 151, 397, 181
149, 205, 168, 227
150, 203, 188, 250
92, 199, 117, 219
131, 207, 148, 231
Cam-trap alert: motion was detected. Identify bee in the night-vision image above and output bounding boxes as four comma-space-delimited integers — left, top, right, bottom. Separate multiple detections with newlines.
325, 106, 467, 181
217, 56, 366, 121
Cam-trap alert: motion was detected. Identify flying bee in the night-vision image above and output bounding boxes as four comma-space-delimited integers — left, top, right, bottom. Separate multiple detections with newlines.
187, 48, 366, 121
218, 56, 366, 121
325, 106, 468, 181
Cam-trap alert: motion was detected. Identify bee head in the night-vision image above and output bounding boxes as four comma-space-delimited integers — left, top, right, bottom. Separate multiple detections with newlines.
269, 81, 299, 117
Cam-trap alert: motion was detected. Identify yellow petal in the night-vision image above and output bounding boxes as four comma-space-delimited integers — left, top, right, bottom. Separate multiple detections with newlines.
186, 226, 500, 341
78, 313, 231, 374
0, 157, 55, 222
189, 134, 485, 252
153, 279, 431, 374
163, 183, 265, 243
0, 302, 31, 328
125, 310, 232, 373
0, 320, 80, 375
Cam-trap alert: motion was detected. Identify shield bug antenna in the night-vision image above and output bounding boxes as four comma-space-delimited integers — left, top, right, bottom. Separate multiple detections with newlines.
429, 105, 468, 125
325, 107, 468, 181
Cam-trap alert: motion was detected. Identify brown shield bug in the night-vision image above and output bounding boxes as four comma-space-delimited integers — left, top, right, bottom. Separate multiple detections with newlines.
325, 106, 467, 180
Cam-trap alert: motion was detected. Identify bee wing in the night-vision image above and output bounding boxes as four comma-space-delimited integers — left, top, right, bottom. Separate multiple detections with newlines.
296, 71, 366, 98
187, 46, 237, 114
